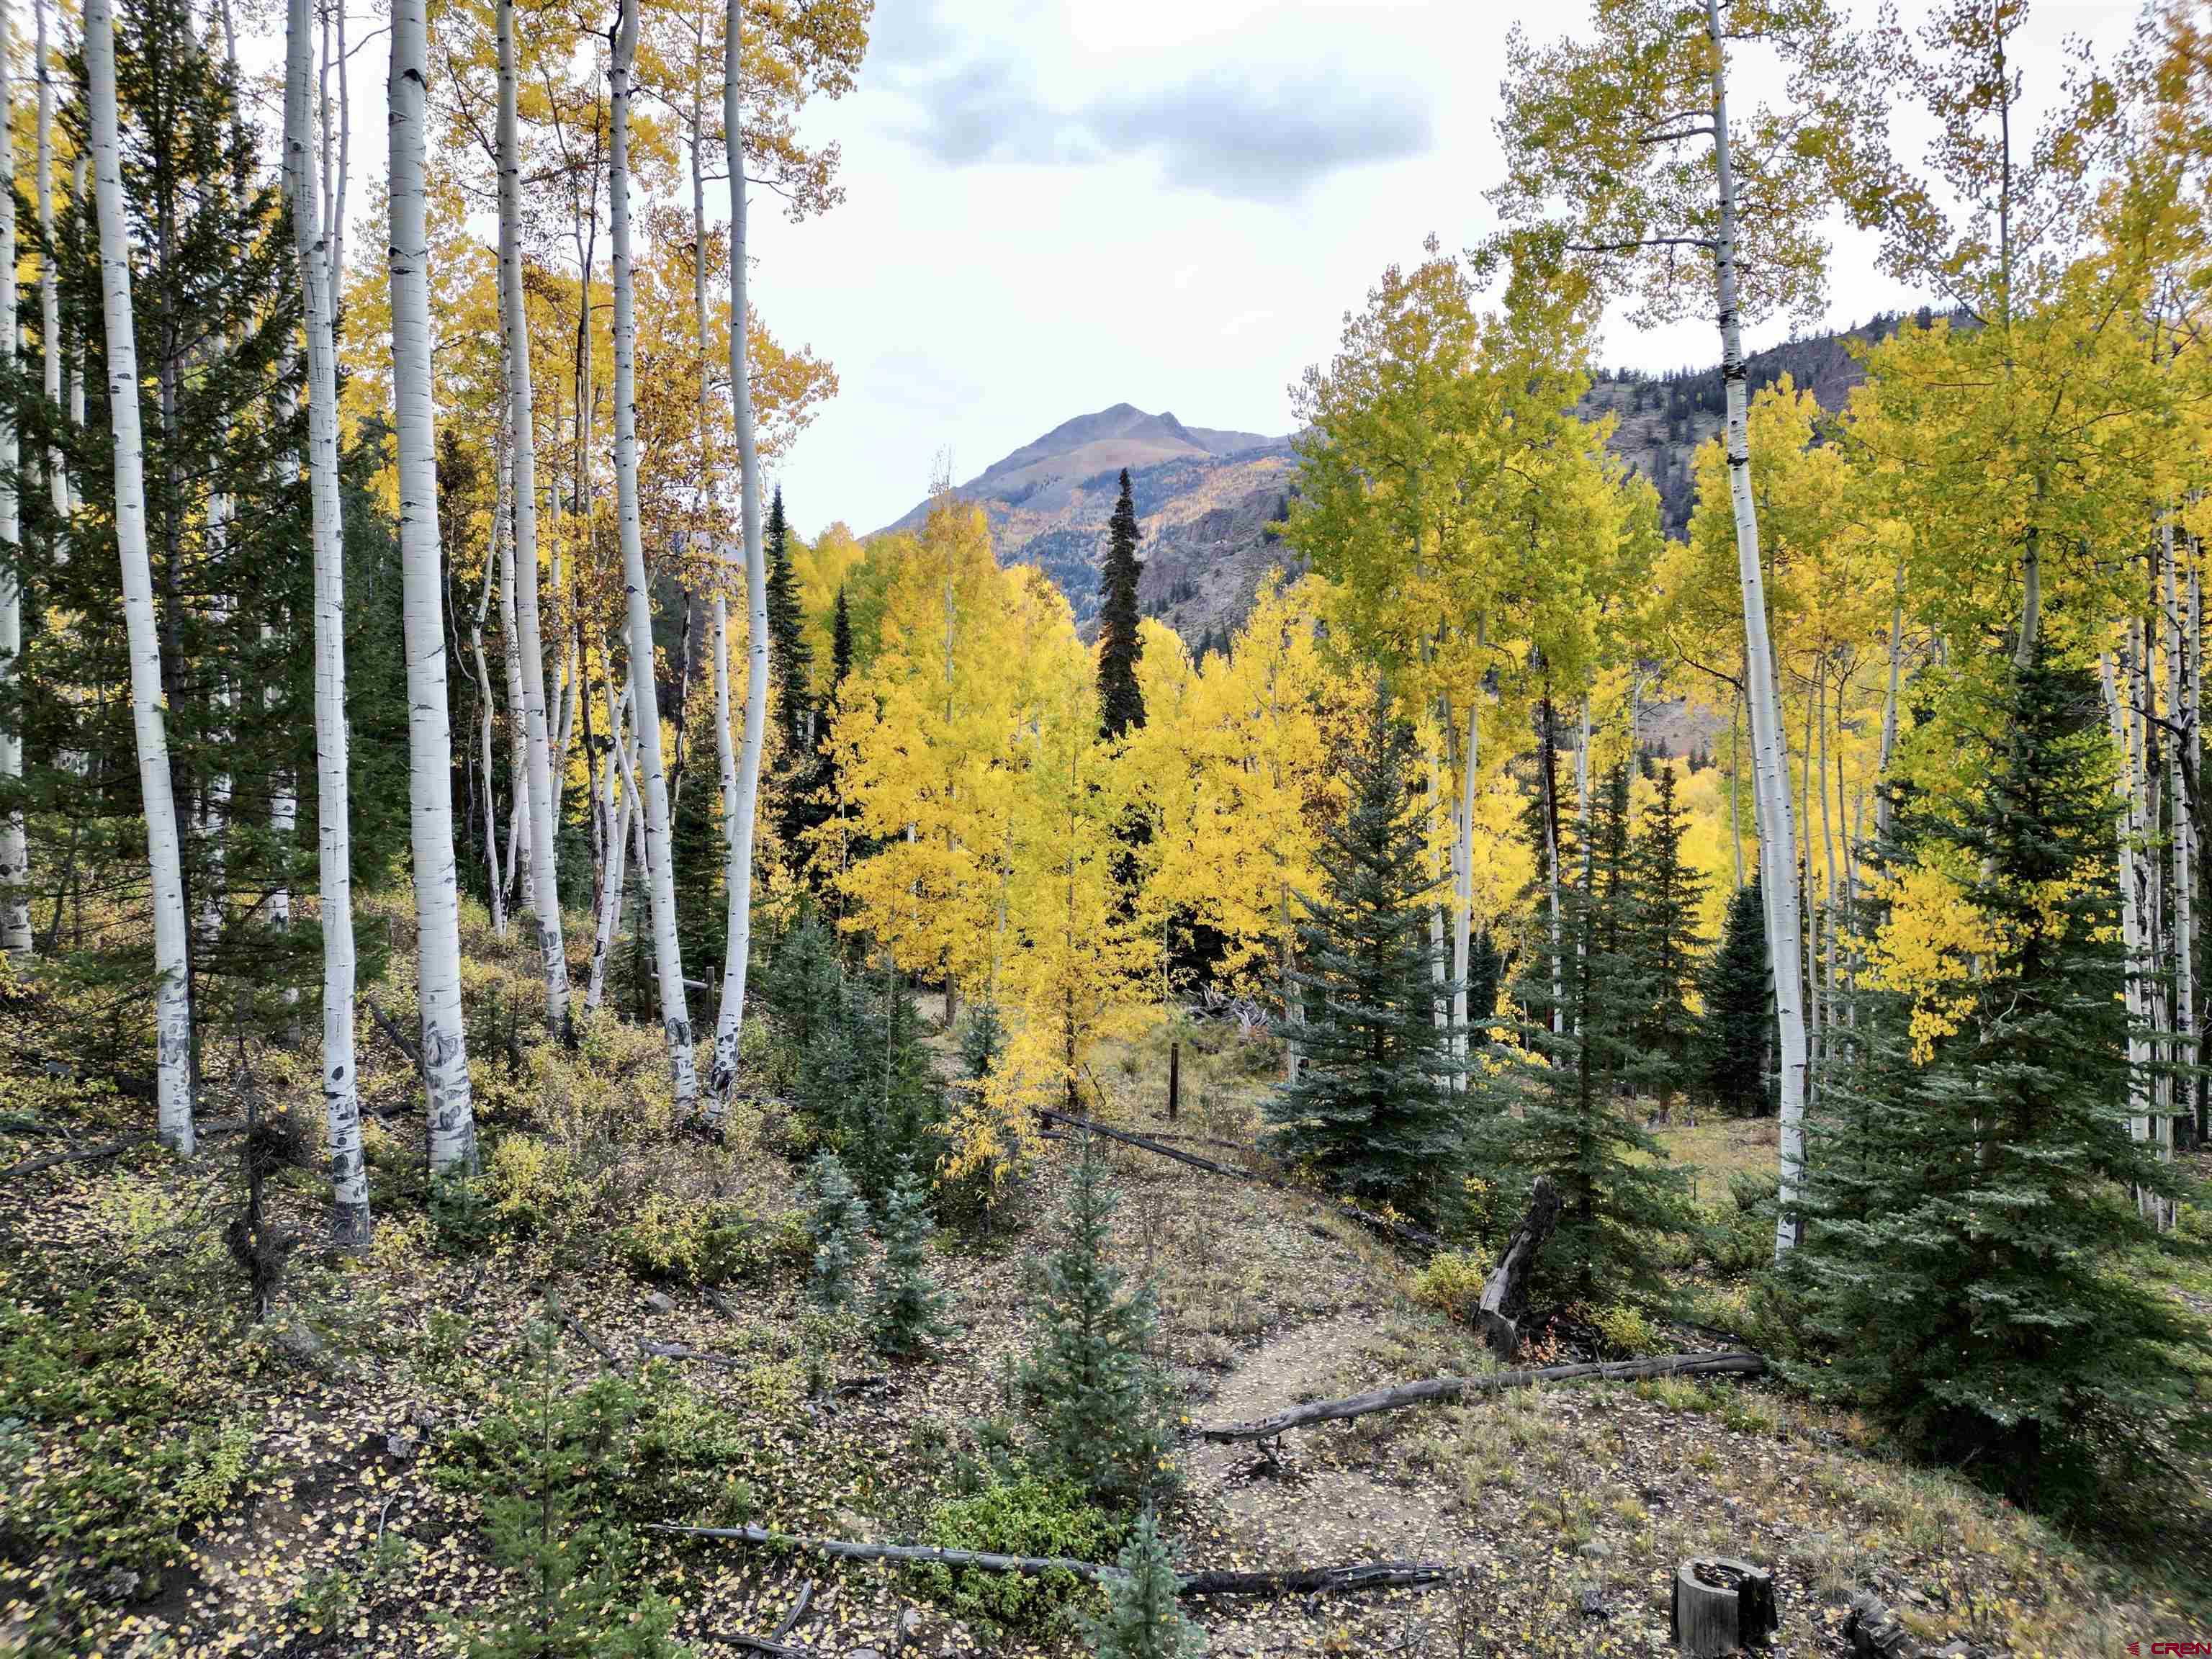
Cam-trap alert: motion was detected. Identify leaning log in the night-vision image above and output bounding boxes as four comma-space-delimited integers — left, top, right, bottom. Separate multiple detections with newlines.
1030, 1106, 1439, 1251
647, 1523, 1444, 1599
1476, 1174, 1560, 1360
1189, 1351, 1768, 1443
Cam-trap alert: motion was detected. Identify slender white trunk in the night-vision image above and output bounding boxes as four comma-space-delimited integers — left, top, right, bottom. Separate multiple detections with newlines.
711, 0, 768, 1105
1424, 732, 1448, 1029
1451, 693, 1477, 1075
496, 474, 527, 910
0, 0, 20, 960
1704, 0, 1807, 1259
1875, 554, 1905, 842
495, 0, 570, 1030
611, 0, 696, 1106
389, 0, 475, 1171
284, 0, 367, 1241
34, 0, 59, 521
89, 0, 194, 1150
587, 681, 631, 1010
2101, 649, 2152, 1145
472, 468, 505, 937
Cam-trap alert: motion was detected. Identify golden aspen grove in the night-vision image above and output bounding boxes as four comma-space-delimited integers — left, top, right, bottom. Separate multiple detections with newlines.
0, 0, 2209, 1653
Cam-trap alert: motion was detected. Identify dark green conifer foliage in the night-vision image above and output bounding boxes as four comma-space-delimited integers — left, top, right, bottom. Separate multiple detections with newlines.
804, 1153, 870, 1312
869, 1164, 953, 1357
1790, 651, 2200, 1505
2, 0, 358, 1040
1084, 1507, 1205, 1659
1096, 470, 1146, 740
764, 487, 811, 747
669, 770, 724, 981
1486, 764, 1686, 1302
959, 1001, 1007, 1085
1699, 876, 1772, 1115
1263, 683, 1459, 1222
455, 1308, 687, 1659
1017, 1136, 1174, 1507
1627, 763, 1708, 1111
1466, 927, 1502, 1029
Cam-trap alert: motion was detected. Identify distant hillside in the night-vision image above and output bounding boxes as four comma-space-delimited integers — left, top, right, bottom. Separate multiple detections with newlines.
871, 314, 1952, 652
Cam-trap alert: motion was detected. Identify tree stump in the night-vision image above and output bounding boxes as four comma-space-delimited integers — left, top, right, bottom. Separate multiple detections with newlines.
1476, 1174, 1560, 1359
1670, 1557, 1778, 1657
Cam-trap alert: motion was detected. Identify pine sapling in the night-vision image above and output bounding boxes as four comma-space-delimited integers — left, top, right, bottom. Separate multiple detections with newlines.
804, 1152, 869, 1311
1085, 1506, 1204, 1659
869, 1164, 953, 1357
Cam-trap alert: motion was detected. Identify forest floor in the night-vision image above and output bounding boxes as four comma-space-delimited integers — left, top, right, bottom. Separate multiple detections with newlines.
1, 920, 2208, 1659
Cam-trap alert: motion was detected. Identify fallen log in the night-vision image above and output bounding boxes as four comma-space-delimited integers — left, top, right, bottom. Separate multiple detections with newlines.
1030, 1106, 1439, 1252
1477, 1174, 1560, 1360
646, 1523, 1446, 1600
1190, 1351, 1768, 1443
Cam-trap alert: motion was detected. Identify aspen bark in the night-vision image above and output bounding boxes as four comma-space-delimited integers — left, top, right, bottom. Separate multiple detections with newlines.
1705, 0, 1807, 1259
0, 0, 21, 961
472, 480, 505, 938
389, 0, 476, 1171
711, 0, 769, 1105
34, 0, 59, 521
497, 0, 570, 1030
586, 681, 631, 1011
89, 0, 194, 1149
611, 0, 697, 1107
2100, 650, 2152, 1147
284, 0, 367, 1243
2167, 521, 2193, 1177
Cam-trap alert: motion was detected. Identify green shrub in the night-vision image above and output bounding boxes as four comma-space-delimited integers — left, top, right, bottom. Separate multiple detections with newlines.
1407, 1249, 1491, 1321
1592, 1302, 1661, 1357
916, 1469, 1121, 1631
616, 1196, 758, 1287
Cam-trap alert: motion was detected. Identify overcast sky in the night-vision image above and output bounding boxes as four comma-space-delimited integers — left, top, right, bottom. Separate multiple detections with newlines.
721, 0, 2141, 539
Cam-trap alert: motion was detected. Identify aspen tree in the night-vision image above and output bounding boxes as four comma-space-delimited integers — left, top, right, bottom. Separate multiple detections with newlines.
611, 0, 698, 1107
389, 0, 476, 1170
496, 0, 571, 1030
712, 0, 770, 1105
87, 0, 194, 1148
0, 0, 20, 961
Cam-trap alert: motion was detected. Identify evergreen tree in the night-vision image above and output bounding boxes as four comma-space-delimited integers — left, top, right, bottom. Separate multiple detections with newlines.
1017, 1136, 1174, 1506
1698, 876, 1772, 1115
958, 999, 1006, 1085
764, 487, 811, 748
6, 0, 333, 1040
1084, 1508, 1205, 1659
1096, 470, 1146, 740
830, 586, 854, 687
804, 1152, 870, 1312
1263, 681, 1459, 1222
668, 770, 723, 981
869, 1164, 953, 1357
1466, 927, 1502, 1029
1790, 650, 2199, 1504
1627, 763, 1708, 1112
1485, 763, 1687, 1302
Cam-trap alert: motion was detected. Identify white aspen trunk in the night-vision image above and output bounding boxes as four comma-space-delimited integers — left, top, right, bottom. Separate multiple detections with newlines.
2101, 649, 2152, 1147
327, 0, 348, 297
1424, 732, 1448, 1029
389, 0, 475, 1172
496, 482, 527, 910
1452, 693, 1478, 1076
0, 0, 20, 961
495, 0, 570, 1031
285, 0, 367, 1244
472, 470, 505, 938
34, 0, 60, 521
2169, 525, 2194, 1157
586, 681, 631, 1010
711, 0, 769, 1107
1728, 680, 1743, 889
1875, 555, 1905, 842
1705, 0, 1807, 1259
88, 0, 193, 1149
1800, 673, 1821, 1102
611, 0, 697, 1107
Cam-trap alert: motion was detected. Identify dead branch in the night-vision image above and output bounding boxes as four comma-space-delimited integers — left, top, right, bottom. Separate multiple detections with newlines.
1190, 1351, 1769, 1443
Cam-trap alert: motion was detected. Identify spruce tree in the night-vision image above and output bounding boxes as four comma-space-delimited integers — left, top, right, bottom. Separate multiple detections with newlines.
1627, 763, 1708, 1113
1263, 681, 1459, 1222
869, 1164, 953, 1357
669, 771, 723, 982
1017, 1136, 1174, 1506
1698, 876, 1772, 1115
1096, 470, 1146, 740
1790, 650, 2199, 1503
804, 1152, 870, 1312
764, 487, 811, 747
1485, 763, 1687, 1302
1084, 1508, 1205, 1659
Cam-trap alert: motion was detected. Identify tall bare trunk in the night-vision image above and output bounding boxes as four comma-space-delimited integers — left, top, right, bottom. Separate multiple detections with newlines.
389, 0, 475, 1171
89, 0, 194, 1149
611, 0, 696, 1106
0, 0, 21, 960
1706, 0, 1807, 1259
711, 0, 768, 1105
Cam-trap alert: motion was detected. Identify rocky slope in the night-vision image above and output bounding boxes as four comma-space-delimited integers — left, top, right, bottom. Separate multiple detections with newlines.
874, 315, 1947, 651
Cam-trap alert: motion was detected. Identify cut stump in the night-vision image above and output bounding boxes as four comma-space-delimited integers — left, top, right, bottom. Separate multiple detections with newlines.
1670, 1557, 1777, 1657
